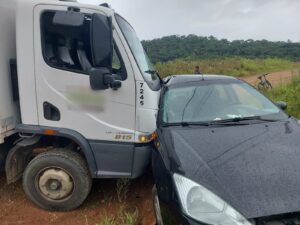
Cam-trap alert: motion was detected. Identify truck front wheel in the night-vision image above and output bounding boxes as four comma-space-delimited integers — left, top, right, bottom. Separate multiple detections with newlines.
22, 149, 92, 211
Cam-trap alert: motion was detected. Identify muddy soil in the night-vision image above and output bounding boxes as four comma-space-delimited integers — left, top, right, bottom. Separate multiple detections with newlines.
0, 171, 155, 225
242, 69, 300, 87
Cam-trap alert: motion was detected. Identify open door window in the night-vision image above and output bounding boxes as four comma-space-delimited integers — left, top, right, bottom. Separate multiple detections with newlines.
41, 10, 93, 74
41, 10, 126, 90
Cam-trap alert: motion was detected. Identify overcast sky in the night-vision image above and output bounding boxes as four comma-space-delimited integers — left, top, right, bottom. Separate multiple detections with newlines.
79, 0, 300, 42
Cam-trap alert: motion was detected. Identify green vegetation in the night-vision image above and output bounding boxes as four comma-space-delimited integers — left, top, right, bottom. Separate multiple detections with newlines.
95, 179, 137, 225
142, 35, 300, 63
96, 209, 138, 225
155, 57, 300, 78
116, 178, 131, 203
265, 76, 300, 118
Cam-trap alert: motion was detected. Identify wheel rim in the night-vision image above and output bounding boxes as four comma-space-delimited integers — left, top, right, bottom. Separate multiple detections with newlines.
37, 168, 74, 200
153, 190, 164, 225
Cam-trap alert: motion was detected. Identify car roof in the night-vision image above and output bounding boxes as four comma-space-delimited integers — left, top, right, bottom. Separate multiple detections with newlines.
164, 74, 239, 87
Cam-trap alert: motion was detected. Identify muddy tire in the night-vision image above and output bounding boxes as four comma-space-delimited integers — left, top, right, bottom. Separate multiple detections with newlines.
257, 81, 272, 91
265, 80, 273, 89
152, 185, 164, 225
257, 83, 265, 91
22, 149, 92, 211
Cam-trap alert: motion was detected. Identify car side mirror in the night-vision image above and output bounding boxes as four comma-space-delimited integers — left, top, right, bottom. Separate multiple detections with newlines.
275, 101, 287, 110
90, 68, 122, 91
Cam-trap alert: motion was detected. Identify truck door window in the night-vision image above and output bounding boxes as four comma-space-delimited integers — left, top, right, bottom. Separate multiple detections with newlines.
41, 11, 127, 80
41, 11, 93, 74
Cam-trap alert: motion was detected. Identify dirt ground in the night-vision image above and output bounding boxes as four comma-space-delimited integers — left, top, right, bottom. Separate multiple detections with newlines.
242, 69, 300, 87
0, 171, 155, 225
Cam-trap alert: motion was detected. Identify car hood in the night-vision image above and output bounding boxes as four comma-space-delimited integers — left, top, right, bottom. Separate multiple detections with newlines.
161, 118, 300, 219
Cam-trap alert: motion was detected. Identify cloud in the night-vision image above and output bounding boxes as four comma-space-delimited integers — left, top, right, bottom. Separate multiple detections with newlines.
79, 0, 300, 42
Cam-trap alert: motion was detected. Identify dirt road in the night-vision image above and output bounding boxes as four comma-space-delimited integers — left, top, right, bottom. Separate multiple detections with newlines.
0, 172, 155, 225
242, 69, 300, 87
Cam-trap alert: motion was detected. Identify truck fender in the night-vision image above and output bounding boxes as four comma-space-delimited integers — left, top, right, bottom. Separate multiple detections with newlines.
5, 135, 41, 184
15, 125, 98, 178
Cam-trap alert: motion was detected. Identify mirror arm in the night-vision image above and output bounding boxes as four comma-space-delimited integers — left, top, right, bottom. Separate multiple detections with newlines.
103, 74, 122, 90
103, 74, 116, 83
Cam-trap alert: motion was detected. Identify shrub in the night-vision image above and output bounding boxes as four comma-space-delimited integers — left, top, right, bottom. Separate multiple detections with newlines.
265, 76, 300, 118
155, 57, 300, 78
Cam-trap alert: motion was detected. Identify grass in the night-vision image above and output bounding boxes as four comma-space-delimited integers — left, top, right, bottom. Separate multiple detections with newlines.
155, 57, 300, 78
264, 76, 300, 118
96, 208, 138, 225
95, 179, 137, 225
116, 178, 131, 203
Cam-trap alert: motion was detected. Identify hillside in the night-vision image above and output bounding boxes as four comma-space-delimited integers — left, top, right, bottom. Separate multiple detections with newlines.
154, 58, 300, 78
142, 35, 300, 63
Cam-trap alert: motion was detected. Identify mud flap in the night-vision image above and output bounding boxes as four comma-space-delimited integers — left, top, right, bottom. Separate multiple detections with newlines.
0, 134, 17, 171
5, 136, 40, 184
0, 147, 6, 170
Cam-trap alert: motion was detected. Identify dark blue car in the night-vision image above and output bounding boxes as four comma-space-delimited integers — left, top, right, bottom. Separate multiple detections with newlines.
152, 75, 300, 225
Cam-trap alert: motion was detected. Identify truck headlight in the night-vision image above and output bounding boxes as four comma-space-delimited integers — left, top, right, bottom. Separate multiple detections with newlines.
173, 173, 252, 225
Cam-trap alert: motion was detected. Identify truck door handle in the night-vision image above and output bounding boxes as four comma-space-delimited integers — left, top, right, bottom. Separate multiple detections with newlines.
43, 102, 60, 121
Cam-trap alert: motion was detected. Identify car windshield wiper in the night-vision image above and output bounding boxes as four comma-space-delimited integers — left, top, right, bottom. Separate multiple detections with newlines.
162, 122, 210, 127
210, 116, 279, 124
161, 116, 279, 127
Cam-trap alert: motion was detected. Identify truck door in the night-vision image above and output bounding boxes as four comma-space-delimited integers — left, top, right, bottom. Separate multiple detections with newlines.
33, 5, 136, 176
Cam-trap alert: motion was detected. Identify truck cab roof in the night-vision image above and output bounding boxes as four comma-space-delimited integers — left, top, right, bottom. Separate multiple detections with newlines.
16, 0, 115, 16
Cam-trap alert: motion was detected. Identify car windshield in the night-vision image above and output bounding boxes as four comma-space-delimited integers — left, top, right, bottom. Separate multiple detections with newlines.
115, 14, 161, 91
161, 80, 288, 124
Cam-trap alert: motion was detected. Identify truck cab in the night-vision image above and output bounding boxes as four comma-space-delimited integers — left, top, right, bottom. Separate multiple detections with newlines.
0, 0, 160, 211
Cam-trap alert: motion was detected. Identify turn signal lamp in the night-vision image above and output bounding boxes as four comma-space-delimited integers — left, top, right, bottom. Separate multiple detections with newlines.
138, 132, 157, 143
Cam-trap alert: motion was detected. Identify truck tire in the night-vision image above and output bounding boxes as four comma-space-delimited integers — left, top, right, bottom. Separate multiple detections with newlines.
22, 149, 92, 211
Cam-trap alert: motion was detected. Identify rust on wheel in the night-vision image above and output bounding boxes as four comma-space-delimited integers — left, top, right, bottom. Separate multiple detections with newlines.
37, 168, 74, 201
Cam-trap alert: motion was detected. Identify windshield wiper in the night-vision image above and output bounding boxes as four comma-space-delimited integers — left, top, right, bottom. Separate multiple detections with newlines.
145, 70, 156, 74
210, 116, 279, 124
162, 122, 210, 127
144, 70, 164, 84
161, 116, 279, 127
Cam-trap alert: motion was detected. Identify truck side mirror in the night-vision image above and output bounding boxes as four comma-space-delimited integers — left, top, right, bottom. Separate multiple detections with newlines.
90, 68, 122, 91
90, 68, 110, 90
90, 13, 113, 70
89, 13, 120, 91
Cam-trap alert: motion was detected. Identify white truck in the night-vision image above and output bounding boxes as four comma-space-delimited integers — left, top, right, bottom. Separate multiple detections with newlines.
0, 0, 161, 211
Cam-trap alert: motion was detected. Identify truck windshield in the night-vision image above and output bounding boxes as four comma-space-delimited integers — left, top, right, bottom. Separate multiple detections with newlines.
161, 80, 288, 124
115, 14, 161, 91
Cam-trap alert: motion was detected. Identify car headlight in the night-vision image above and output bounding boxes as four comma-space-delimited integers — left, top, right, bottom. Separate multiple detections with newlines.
173, 173, 252, 225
